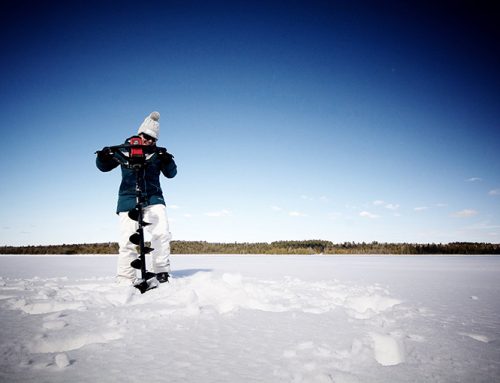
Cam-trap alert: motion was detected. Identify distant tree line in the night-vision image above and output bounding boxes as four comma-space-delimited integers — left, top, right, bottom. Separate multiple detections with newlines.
0, 242, 120, 255
1, 240, 499, 255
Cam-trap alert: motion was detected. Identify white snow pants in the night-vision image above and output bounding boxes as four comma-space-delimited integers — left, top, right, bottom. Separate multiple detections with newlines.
117, 204, 172, 283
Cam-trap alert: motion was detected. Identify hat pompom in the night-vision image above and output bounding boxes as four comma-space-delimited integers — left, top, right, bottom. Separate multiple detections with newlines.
150, 111, 160, 121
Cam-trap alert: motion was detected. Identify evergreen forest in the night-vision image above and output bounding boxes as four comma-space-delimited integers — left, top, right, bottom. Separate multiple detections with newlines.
1, 240, 499, 255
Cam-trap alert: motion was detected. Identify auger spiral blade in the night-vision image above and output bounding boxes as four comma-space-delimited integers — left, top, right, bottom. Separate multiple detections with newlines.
129, 232, 141, 245
128, 208, 151, 226
130, 258, 143, 269
128, 208, 140, 221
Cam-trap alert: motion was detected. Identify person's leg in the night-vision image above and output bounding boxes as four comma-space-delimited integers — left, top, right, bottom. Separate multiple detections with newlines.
117, 212, 138, 284
144, 204, 172, 274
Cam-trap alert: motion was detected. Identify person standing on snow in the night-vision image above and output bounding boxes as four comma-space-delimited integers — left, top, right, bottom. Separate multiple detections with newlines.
95, 111, 177, 285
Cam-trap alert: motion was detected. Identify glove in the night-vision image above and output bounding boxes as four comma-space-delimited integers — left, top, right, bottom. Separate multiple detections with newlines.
97, 147, 114, 162
157, 148, 174, 164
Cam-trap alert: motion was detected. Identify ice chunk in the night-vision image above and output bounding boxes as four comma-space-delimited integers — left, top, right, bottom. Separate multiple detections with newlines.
459, 332, 490, 343
370, 332, 405, 366
54, 353, 70, 368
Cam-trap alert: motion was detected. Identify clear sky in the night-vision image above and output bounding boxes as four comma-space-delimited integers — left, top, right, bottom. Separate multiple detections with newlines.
1, 1, 499, 246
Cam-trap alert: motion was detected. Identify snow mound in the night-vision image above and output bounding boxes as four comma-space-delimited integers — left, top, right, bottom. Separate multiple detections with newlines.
3, 272, 401, 318
154, 272, 403, 317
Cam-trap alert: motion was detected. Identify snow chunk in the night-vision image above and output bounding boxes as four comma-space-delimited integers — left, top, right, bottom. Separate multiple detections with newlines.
346, 294, 401, 319
29, 331, 122, 353
369, 332, 405, 366
459, 332, 490, 343
8, 298, 86, 315
54, 353, 71, 368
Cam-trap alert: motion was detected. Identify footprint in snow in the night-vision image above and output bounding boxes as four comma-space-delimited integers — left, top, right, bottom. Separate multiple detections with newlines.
42, 320, 68, 330
278, 339, 368, 382
406, 334, 426, 342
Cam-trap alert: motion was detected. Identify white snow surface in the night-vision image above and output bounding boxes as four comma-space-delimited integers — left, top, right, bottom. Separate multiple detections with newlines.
0, 255, 499, 382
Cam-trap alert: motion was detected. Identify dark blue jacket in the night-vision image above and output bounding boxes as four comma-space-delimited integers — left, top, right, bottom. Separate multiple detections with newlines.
96, 141, 177, 213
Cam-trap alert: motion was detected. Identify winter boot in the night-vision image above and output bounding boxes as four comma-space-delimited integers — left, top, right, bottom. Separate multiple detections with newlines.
156, 272, 169, 283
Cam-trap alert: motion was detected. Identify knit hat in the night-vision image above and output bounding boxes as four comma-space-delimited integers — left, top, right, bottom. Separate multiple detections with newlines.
137, 111, 160, 139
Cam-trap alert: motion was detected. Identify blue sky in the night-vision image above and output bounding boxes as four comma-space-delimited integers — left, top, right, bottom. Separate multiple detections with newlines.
1, 1, 499, 246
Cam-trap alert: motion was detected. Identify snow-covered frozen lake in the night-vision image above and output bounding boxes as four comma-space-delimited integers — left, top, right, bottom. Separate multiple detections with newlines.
1, 255, 499, 382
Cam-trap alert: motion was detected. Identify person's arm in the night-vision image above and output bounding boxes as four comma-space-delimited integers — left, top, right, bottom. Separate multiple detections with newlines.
156, 148, 177, 178
95, 147, 120, 172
